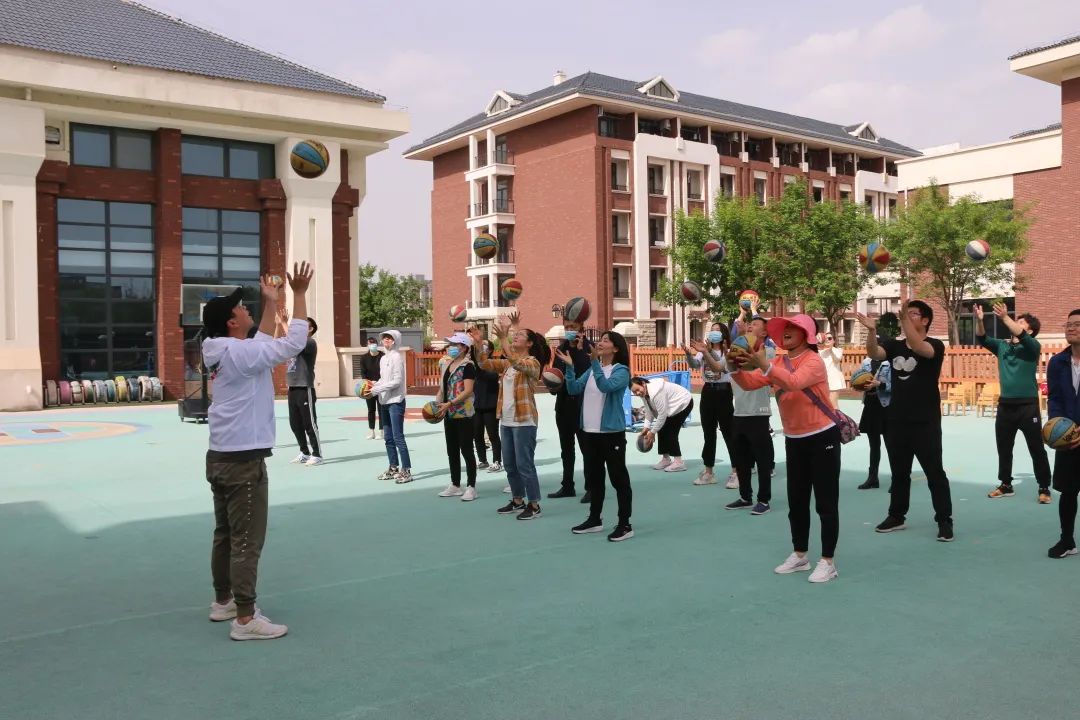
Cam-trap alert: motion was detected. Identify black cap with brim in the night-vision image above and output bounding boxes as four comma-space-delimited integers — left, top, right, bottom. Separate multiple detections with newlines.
202, 288, 245, 338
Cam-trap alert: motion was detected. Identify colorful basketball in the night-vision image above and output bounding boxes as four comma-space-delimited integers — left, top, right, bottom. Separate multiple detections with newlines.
473, 232, 498, 259
500, 278, 523, 301
1043, 417, 1078, 449
449, 304, 467, 322
739, 289, 759, 310
421, 400, 443, 424
850, 368, 875, 391
680, 281, 702, 302
562, 296, 591, 324
731, 335, 753, 354
636, 432, 654, 453
268, 274, 284, 288
542, 366, 564, 391
290, 139, 330, 179
703, 240, 727, 263
859, 242, 891, 274
966, 239, 991, 261
354, 379, 373, 398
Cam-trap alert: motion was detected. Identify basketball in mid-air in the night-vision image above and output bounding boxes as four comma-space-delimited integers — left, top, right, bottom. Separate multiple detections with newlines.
290, 139, 330, 179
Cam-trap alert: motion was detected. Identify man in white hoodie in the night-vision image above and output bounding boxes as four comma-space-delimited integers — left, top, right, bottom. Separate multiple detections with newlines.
200, 262, 312, 641
367, 329, 412, 482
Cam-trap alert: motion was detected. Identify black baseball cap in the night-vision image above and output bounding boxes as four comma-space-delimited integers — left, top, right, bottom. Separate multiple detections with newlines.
202, 288, 245, 338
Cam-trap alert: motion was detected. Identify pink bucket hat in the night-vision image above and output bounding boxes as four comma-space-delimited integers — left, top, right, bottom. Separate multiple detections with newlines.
766, 314, 818, 347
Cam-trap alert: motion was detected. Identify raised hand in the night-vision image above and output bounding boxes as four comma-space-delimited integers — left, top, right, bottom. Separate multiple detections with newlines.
507, 309, 520, 327
554, 350, 573, 366
973, 304, 984, 321
855, 312, 877, 330
287, 261, 314, 293
992, 302, 1008, 319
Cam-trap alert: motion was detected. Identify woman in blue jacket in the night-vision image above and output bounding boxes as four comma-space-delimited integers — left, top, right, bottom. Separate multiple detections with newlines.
557, 331, 634, 542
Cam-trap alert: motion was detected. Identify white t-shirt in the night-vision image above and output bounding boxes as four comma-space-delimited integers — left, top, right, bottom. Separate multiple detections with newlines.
1071, 356, 1080, 393
820, 346, 845, 391
582, 364, 616, 433
500, 366, 535, 427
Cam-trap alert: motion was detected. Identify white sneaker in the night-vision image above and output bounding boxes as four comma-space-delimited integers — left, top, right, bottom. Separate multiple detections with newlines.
693, 469, 717, 486
366, 430, 375, 440
229, 614, 288, 641
774, 552, 811, 574
304, 455, 324, 466
653, 457, 672, 470
208, 599, 236, 622
290, 453, 309, 464
503, 485, 512, 494
438, 484, 465, 498
462, 486, 477, 502
377, 466, 398, 481
664, 459, 687, 473
377, 430, 383, 440
725, 471, 739, 489
808, 559, 838, 583
489, 461, 503, 473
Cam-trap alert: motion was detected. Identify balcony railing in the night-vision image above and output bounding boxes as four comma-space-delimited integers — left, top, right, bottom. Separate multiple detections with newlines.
611, 182, 629, 192
613, 289, 631, 299
468, 199, 515, 217
468, 249, 516, 266
474, 149, 514, 168
492, 198, 514, 213
687, 190, 703, 201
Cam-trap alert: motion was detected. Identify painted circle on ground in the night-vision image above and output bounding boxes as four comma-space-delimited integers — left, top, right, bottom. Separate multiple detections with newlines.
0, 421, 142, 446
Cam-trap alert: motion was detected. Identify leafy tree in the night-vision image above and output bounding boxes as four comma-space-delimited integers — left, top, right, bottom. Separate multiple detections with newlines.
881, 183, 1030, 344
357, 264, 431, 328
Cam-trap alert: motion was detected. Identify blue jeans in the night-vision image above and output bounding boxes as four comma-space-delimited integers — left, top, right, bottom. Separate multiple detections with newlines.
501, 424, 539, 503
379, 401, 411, 469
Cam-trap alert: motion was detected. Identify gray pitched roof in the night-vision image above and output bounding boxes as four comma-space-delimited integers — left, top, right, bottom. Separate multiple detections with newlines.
1009, 33, 1080, 60
406, 71, 918, 157
1009, 122, 1061, 139
0, 0, 384, 102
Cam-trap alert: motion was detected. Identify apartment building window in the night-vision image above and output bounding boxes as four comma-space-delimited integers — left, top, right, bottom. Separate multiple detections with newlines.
864, 194, 875, 214
639, 118, 667, 136
719, 174, 735, 198
648, 217, 666, 246
612, 214, 630, 245
686, 170, 703, 200
649, 268, 666, 296
647, 165, 666, 195
778, 143, 800, 167
812, 186, 825, 203
493, 136, 512, 164
494, 178, 512, 213
754, 178, 767, 205
496, 226, 514, 263
182, 208, 261, 286
808, 149, 830, 173
887, 197, 898, 219
840, 189, 852, 202
181, 136, 275, 179
599, 115, 622, 138
70, 124, 153, 170
746, 138, 770, 162
612, 267, 631, 298
57, 199, 155, 379
655, 320, 669, 345
681, 126, 704, 143
713, 133, 741, 158
611, 159, 629, 191
886, 160, 898, 177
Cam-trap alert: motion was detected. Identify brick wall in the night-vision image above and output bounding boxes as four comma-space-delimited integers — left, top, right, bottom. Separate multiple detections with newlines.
332, 149, 360, 348
431, 146, 470, 339
154, 129, 183, 399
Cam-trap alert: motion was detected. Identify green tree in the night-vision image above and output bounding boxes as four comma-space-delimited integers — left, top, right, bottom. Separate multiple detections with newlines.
357, 264, 431, 329
881, 183, 1030, 344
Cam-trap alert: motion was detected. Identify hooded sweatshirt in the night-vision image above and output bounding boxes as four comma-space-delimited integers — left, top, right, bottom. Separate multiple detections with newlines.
368, 329, 406, 404
202, 319, 308, 452
359, 345, 382, 382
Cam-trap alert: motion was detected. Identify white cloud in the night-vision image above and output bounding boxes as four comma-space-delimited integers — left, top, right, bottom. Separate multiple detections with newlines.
340, 49, 474, 121
696, 28, 760, 67
865, 5, 946, 53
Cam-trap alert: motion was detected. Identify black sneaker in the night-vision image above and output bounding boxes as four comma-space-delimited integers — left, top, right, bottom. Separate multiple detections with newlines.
725, 498, 753, 510
497, 501, 525, 515
477, 460, 490, 470
608, 525, 634, 542
875, 516, 906, 533
571, 517, 604, 534
517, 504, 541, 520
548, 487, 576, 499
937, 521, 955, 542
1048, 539, 1078, 559
858, 478, 880, 490
580, 491, 592, 504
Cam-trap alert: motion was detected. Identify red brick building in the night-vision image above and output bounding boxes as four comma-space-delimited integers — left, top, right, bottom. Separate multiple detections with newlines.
406, 72, 918, 344
0, 0, 407, 410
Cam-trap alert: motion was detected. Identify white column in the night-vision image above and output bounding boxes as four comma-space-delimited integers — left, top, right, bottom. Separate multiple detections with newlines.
631, 142, 650, 319
347, 149, 367, 348
486, 129, 496, 165
469, 135, 478, 170
0, 100, 46, 411
486, 175, 495, 214
278, 137, 340, 397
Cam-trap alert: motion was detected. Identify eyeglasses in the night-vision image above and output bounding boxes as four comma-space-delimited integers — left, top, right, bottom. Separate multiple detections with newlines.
1066, 322, 1080, 330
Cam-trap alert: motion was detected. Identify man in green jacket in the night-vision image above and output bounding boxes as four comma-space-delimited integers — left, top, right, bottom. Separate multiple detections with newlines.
975, 302, 1052, 504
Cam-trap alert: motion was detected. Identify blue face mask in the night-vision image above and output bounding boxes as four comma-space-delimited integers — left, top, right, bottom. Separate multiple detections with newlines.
564, 331, 578, 343
367, 344, 378, 354
707, 331, 724, 344
447, 346, 462, 359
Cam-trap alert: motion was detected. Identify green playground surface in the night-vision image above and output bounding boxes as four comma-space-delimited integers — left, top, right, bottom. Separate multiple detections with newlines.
0, 395, 1074, 720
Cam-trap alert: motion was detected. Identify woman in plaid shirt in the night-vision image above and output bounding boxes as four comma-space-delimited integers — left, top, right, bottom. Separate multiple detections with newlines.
478, 313, 550, 520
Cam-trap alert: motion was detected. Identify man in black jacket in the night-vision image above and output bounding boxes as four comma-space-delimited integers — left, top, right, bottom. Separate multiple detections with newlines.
548, 320, 593, 501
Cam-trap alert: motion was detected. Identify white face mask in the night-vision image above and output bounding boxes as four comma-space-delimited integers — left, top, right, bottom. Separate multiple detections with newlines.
368, 344, 378, 355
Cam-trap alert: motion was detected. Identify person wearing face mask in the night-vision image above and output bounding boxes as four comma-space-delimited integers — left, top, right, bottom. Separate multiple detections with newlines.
732, 314, 841, 584
819, 331, 845, 410
435, 333, 479, 501
359, 337, 383, 440
725, 316, 777, 515
549, 319, 594, 502
467, 329, 503, 474
685, 322, 735, 486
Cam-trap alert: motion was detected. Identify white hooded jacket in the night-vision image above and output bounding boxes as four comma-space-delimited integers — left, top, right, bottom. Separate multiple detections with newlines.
369, 329, 406, 404
640, 378, 693, 434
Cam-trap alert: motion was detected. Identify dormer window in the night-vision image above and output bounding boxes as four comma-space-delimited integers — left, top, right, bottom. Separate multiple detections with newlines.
485, 90, 520, 117
848, 122, 879, 143
637, 75, 680, 102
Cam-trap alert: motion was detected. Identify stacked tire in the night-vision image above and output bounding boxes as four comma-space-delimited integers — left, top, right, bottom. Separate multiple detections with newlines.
44, 376, 165, 407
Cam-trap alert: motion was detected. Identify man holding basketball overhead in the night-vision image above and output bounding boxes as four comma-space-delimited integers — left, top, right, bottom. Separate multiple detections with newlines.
201, 262, 313, 640
549, 319, 593, 501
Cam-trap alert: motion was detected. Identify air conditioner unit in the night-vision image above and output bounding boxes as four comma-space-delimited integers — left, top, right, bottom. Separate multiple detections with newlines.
660, 120, 671, 130
727, 132, 741, 142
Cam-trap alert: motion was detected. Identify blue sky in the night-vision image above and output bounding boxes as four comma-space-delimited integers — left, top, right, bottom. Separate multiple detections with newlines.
147, 0, 1080, 276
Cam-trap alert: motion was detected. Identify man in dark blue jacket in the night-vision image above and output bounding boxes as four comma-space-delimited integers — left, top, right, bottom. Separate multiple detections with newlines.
548, 320, 593, 501
1047, 309, 1080, 559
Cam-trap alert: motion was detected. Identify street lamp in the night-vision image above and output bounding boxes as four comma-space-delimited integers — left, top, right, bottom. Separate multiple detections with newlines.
551, 304, 563, 319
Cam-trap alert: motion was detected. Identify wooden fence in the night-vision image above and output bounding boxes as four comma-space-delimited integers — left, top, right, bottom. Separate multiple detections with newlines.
406, 344, 1066, 394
